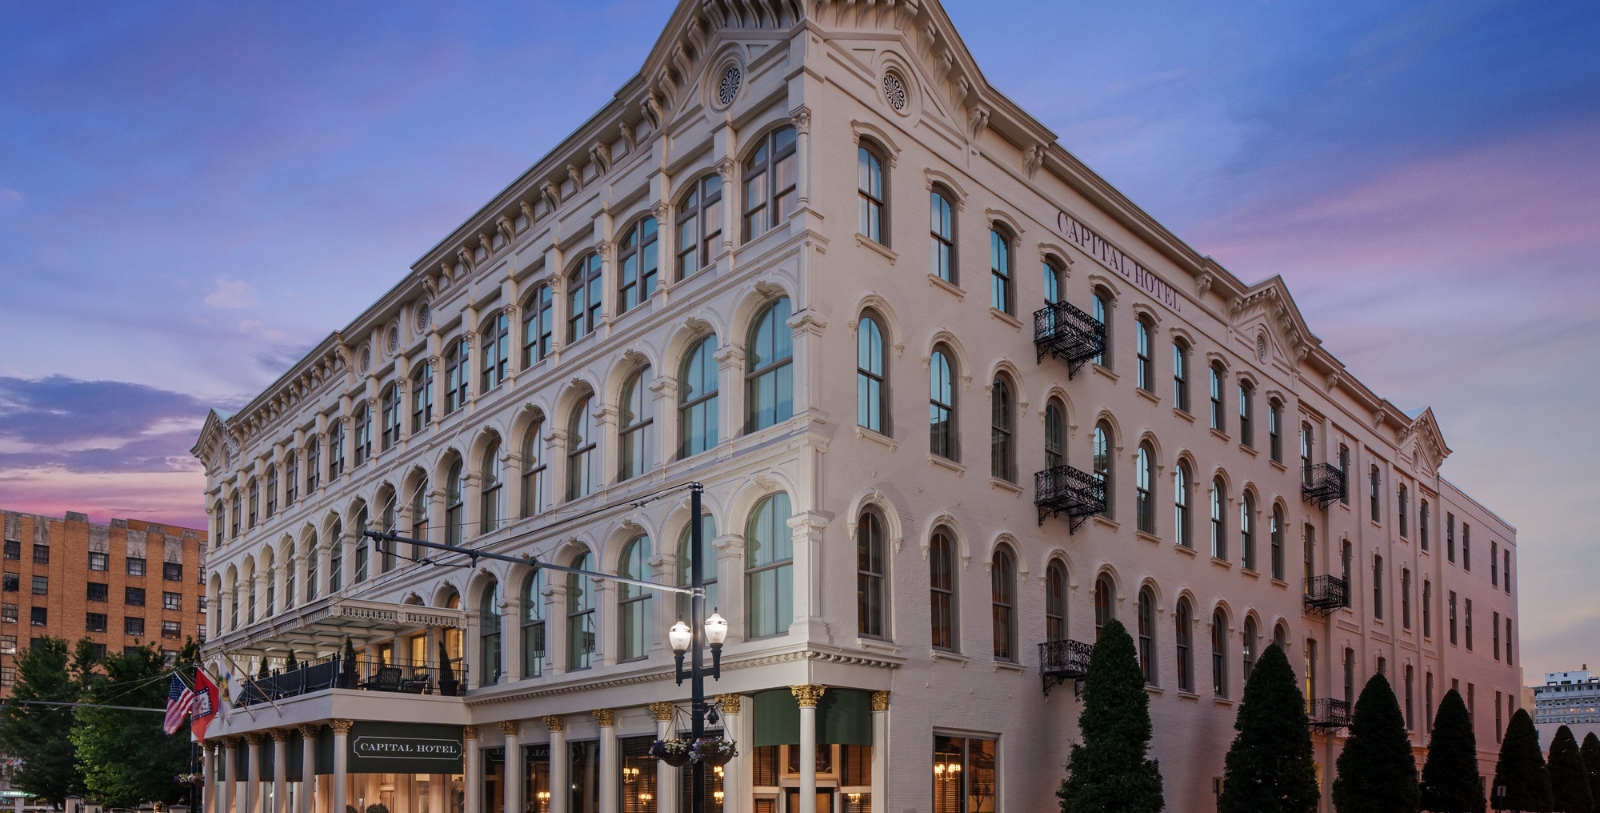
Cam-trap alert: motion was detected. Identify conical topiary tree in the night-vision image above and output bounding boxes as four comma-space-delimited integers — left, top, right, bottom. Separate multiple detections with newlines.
1420, 689, 1486, 813
1548, 725, 1593, 813
1057, 619, 1164, 813
1491, 708, 1553, 811
1582, 734, 1600, 806
1219, 643, 1320, 813
1333, 673, 1420, 813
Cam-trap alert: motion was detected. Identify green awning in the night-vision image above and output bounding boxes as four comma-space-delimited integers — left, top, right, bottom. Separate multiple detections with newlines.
752, 688, 873, 747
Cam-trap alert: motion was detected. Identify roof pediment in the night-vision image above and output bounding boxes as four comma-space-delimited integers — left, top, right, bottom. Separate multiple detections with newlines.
1397, 407, 1452, 477
1228, 276, 1321, 366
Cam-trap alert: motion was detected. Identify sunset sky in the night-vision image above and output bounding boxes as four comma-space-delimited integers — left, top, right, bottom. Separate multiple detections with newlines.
1, 0, 1596, 678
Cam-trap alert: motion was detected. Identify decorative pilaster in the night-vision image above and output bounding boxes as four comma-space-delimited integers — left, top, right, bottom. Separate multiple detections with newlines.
595, 710, 618, 813
792, 686, 825, 813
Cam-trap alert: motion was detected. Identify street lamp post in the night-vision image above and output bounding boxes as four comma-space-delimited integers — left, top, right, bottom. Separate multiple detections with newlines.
668, 484, 728, 813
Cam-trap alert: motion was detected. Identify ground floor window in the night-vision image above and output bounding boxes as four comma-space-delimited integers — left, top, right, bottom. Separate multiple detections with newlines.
750, 742, 873, 813
524, 744, 551, 813
620, 736, 657, 813
933, 735, 996, 813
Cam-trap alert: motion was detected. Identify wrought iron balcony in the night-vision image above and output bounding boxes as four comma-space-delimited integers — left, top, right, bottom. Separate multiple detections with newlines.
1040, 638, 1093, 697
1303, 575, 1349, 616
236, 653, 467, 706
1034, 301, 1106, 378
1308, 698, 1352, 730
1035, 464, 1106, 532
1301, 463, 1345, 508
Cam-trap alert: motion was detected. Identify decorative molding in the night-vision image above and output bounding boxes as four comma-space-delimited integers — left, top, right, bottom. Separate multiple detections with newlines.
871, 690, 891, 711
543, 715, 566, 733
463, 725, 479, 740
592, 708, 616, 727
717, 694, 742, 715
649, 701, 675, 722
297, 723, 321, 739
790, 105, 811, 137
1024, 143, 1046, 178
330, 719, 354, 735
500, 720, 520, 736
244, 732, 264, 745
790, 684, 826, 708
270, 728, 291, 743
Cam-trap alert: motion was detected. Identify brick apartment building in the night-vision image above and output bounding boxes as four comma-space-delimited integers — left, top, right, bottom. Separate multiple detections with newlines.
0, 510, 209, 696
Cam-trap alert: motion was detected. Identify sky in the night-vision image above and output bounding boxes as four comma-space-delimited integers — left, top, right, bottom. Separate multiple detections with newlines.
1, 0, 1597, 679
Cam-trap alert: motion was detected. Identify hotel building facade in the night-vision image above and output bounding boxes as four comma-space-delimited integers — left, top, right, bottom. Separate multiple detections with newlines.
191, 1, 1522, 812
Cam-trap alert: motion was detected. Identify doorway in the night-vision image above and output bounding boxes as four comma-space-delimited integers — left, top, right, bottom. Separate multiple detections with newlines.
783, 789, 833, 813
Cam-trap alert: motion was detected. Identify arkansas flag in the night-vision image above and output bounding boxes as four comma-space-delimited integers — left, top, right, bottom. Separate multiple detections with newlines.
190, 669, 221, 741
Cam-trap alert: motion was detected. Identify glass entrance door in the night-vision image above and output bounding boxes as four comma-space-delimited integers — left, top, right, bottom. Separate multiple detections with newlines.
783, 788, 833, 813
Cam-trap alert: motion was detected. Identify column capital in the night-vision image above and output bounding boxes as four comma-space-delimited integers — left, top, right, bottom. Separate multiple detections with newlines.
648, 701, 675, 722
716, 694, 742, 715
544, 715, 566, 733
245, 732, 264, 746
298, 723, 322, 739
790, 684, 827, 708
591, 708, 615, 727
871, 690, 891, 711
330, 719, 355, 735
501, 720, 521, 736
270, 728, 292, 743
464, 725, 479, 741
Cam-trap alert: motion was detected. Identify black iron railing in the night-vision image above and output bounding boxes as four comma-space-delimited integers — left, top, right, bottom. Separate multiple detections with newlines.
1034, 301, 1106, 378
1308, 698, 1352, 729
1301, 463, 1344, 508
1035, 464, 1106, 532
237, 654, 466, 705
1040, 638, 1093, 697
1303, 575, 1349, 616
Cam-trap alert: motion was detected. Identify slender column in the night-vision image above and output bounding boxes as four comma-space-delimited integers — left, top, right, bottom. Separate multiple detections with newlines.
791, 686, 825, 813
247, 733, 263, 813
649, 703, 676, 813
428, 774, 445, 813
272, 729, 291, 813
544, 717, 567, 813
717, 695, 743, 813
332, 721, 353, 813
870, 692, 889, 813
223, 739, 238, 813
594, 710, 617, 813
502, 722, 522, 813
203, 742, 217, 813
462, 726, 481, 813
299, 725, 320, 813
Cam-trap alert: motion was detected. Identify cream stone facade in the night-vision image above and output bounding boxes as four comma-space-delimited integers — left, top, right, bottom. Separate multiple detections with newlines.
191, 1, 1521, 812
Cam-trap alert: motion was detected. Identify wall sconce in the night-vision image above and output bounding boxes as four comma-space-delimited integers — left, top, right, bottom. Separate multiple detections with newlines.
622, 766, 640, 784
712, 790, 724, 807
638, 793, 653, 804
535, 790, 550, 811
846, 793, 862, 805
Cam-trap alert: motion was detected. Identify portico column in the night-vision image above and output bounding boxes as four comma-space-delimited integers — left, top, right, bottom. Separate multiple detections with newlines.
593, 710, 617, 813
203, 742, 217, 813
870, 692, 889, 813
272, 729, 291, 813
332, 720, 353, 813
246, 733, 263, 813
223, 738, 238, 813
717, 695, 743, 813
544, 717, 567, 813
791, 686, 825, 813
298, 724, 320, 813
648, 703, 676, 813
501, 722, 522, 813
462, 726, 481, 813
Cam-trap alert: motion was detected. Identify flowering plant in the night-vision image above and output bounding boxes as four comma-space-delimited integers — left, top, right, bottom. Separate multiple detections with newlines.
692, 737, 738, 767
650, 738, 694, 767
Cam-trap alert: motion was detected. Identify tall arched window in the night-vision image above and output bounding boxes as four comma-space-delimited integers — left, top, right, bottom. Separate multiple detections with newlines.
247, 480, 259, 529
1210, 478, 1227, 560
328, 517, 343, 593
1209, 363, 1225, 431
445, 459, 465, 546
412, 361, 434, 432
1175, 598, 1193, 692
746, 493, 794, 639
230, 491, 241, 539
265, 466, 278, 518
858, 144, 885, 243
1135, 443, 1155, 534
617, 217, 659, 313
992, 546, 1017, 662
1373, 554, 1384, 620
1238, 380, 1254, 448
522, 570, 544, 677
1240, 492, 1256, 571
480, 581, 502, 685
1173, 461, 1192, 549
327, 419, 346, 481
676, 175, 723, 279
1212, 610, 1228, 698
1135, 318, 1153, 391
522, 284, 554, 366
305, 438, 320, 492
743, 126, 797, 239
857, 509, 886, 639
617, 536, 651, 661
857, 314, 887, 434
566, 552, 595, 670
568, 252, 603, 342
1268, 399, 1283, 463
618, 367, 652, 481
1242, 616, 1258, 682
1399, 485, 1410, 538
1370, 466, 1381, 523
930, 528, 957, 650
521, 420, 545, 517
929, 189, 955, 283
444, 337, 470, 414
380, 499, 396, 573
1043, 259, 1064, 304
1300, 423, 1315, 486
990, 377, 1014, 482
410, 475, 429, 560
1046, 560, 1067, 642
481, 311, 510, 393
353, 505, 369, 583
1092, 423, 1112, 517
929, 347, 957, 460
1092, 291, 1111, 368
381, 383, 401, 451
989, 227, 1013, 314
1138, 587, 1156, 685
352, 405, 371, 468
679, 335, 719, 458
676, 513, 717, 622
567, 395, 595, 500
1044, 401, 1065, 469
481, 438, 502, 534
746, 298, 794, 432
1274, 622, 1288, 650
304, 532, 318, 602
1173, 340, 1190, 413
284, 453, 298, 506
283, 542, 296, 611
1094, 575, 1115, 638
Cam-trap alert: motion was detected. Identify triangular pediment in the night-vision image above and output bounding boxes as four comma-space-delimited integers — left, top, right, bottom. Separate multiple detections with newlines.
1229, 276, 1322, 368
1397, 407, 1451, 477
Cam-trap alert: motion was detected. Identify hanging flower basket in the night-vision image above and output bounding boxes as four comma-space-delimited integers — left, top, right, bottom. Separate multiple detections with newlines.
651, 738, 694, 767
693, 737, 738, 767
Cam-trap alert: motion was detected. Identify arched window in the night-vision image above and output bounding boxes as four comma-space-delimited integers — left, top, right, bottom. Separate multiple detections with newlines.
990, 377, 1014, 482
857, 509, 886, 639
929, 189, 955, 283
1210, 478, 1227, 560
305, 438, 320, 493
745, 493, 794, 639
265, 466, 278, 518
1046, 560, 1067, 642
617, 536, 651, 661
1273, 622, 1288, 650
247, 480, 259, 529
1135, 317, 1153, 391
1092, 291, 1111, 368
1422, 580, 1433, 638
1044, 401, 1065, 469
1092, 423, 1112, 516
481, 311, 510, 392
445, 459, 465, 546
1370, 466, 1381, 522
929, 347, 957, 460
992, 546, 1017, 662
230, 491, 241, 539
676, 513, 717, 622
566, 552, 595, 671
1175, 598, 1193, 692
1300, 423, 1315, 486
930, 528, 957, 650
283, 542, 295, 611
1094, 575, 1115, 638
353, 505, 369, 583
676, 175, 723, 279
743, 126, 797, 239
410, 476, 429, 560
480, 580, 501, 685
1399, 485, 1410, 538
522, 284, 554, 366
617, 217, 659, 313
1173, 461, 1192, 549
353, 404, 372, 467
1240, 492, 1256, 571
380, 499, 396, 573
989, 227, 1013, 314
327, 419, 346, 480
284, 453, 299, 506
567, 252, 603, 342
1271, 504, 1286, 581
522, 570, 544, 677
481, 438, 502, 534
746, 298, 794, 432
1043, 259, 1064, 304
381, 384, 401, 451
1373, 554, 1384, 619
1242, 616, 1258, 682
618, 367, 652, 481
229, 570, 239, 630
304, 532, 318, 602
1172, 340, 1190, 413
567, 395, 595, 500
858, 143, 885, 243
412, 361, 434, 432
1238, 380, 1254, 448
1268, 399, 1283, 463
1138, 587, 1156, 685
1402, 567, 1412, 630
444, 337, 470, 414
679, 335, 719, 458
1212, 610, 1228, 697
521, 419, 545, 517
1209, 363, 1225, 431
328, 517, 343, 593
1135, 443, 1155, 534
857, 314, 887, 434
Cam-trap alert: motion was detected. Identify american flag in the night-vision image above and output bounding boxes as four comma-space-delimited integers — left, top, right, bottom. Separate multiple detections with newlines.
163, 673, 196, 735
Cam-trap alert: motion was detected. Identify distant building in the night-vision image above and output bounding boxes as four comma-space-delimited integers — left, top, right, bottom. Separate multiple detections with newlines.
1534, 668, 1600, 725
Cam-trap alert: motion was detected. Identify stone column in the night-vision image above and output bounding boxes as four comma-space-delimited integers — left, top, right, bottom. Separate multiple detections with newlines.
544, 717, 567, 813
791, 686, 825, 813
649, 702, 676, 813
870, 692, 889, 813
246, 733, 263, 813
502, 722, 522, 813
593, 710, 617, 813
272, 729, 291, 813
223, 739, 238, 813
203, 742, 217, 813
717, 695, 743, 813
299, 725, 320, 813
462, 726, 481, 813
332, 721, 353, 813
790, 106, 811, 211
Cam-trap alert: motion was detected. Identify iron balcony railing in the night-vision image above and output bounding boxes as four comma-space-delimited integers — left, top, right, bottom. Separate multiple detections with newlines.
237, 654, 467, 705
1308, 698, 1352, 729
1040, 638, 1093, 697
1034, 301, 1106, 378
1303, 575, 1349, 616
1301, 463, 1345, 508
1035, 464, 1107, 532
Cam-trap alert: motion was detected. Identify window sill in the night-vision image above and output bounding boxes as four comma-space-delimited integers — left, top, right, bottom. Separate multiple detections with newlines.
1173, 407, 1195, 424
990, 477, 1023, 496
927, 273, 964, 300
855, 426, 897, 451
1135, 531, 1161, 545
928, 455, 966, 476
931, 649, 968, 665
855, 233, 898, 265
1214, 697, 1236, 707
1145, 686, 1164, 697
1174, 543, 1197, 558
1092, 364, 1119, 383
1210, 428, 1231, 443
1211, 557, 1232, 570
1136, 388, 1161, 406
1238, 444, 1259, 458
994, 661, 1026, 674
1269, 460, 1287, 474
1092, 515, 1120, 532
854, 638, 902, 657
1271, 578, 1289, 589
1241, 568, 1260, 580
1176, 691, 1201, 702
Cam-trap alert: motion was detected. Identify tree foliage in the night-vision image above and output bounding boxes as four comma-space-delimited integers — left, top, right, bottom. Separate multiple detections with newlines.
1219, 643, 1320, 813
1581, 734, 1600, 808
1420, 689, 1486, 813
1333, 672, 1420, 813
1057, 619, 1164, 813
1548, 725, 1593, 813
1491, 708, 1553, 811
0, 637, 97, 805
71, 639, 199, 808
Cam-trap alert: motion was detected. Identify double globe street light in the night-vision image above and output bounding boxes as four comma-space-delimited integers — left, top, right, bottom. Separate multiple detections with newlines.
666, 482, 727, 813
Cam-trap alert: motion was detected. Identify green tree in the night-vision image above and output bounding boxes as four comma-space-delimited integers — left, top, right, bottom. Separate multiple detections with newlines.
1057, 619, 1164, 813
1218, 643, 1320, 813
1420, 689, 1486, 813
1581, 734, 1600, 806
1333, 673, 1420, 813
1491, 708, 1553, 811
0, 637, 98, 804
71, 639, 199, 808
1548, 725, 1593, 813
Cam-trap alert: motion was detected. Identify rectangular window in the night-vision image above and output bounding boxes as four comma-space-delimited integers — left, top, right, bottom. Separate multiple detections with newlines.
87, 583, 108, 602
1465, 599, 1473, 651
86, 613, 107, 633
1463, 524, 1471, 571
30, 607, 46, 627
163, 592, 182, 611
1369, 467, 1381, 521
32, 545, 48, 565
0, 667, 12, 687
1504, 550, 1511, 595
124, 617, 145, 636
1401, 569, 1411, 630
1506, 618, 1513, 666
1210, 365, 1225, 431
126, 587, 146, 606
1420, 501, 1430, 551
1449, 591, 1458, 645
30, 576, 46, 596
161, 621, 180, 639
0, 605, 14, 623
89, 552, 109, 572
1373, 557, 1384, 620
1, 541, 16, 560
127, 557, 146, 577
163, 562, 183, 582
0, 573, 15, 593
1496, 691, 1504, 743
1238, 384, 1253, 448
0, 635, 13, 655
932, 735, 996, 813
1491, 541, 1499, 586
1493, 611, 1501, 661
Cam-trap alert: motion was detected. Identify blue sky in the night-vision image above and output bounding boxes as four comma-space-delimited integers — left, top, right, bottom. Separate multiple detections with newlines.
1, 0, 1596, 678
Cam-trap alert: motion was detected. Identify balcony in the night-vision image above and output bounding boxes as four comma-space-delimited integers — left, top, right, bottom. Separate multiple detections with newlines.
207, 594, 467, 655
238, 653, 466, 706
1303, 575, 1349, 616
1034, 301, 1106, 379
1308, 698, 1352, 730
1040, 638, 1093, 697
1301, 463, 1345, 508
1035, 464, 1106, 532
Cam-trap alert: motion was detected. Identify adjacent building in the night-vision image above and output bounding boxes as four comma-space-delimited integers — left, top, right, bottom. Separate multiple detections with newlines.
1534, 669, 1600, 725
190, 1, 1522, 812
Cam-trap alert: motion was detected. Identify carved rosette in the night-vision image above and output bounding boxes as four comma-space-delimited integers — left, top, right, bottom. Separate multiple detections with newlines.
871, 691, 890, 712
592, 708, 616, 727
716, 694, 742, 715
649, 701, 676, 722
544, 715, 566, 733
330, 719, 354, 735
501, 720, 520, 736
790, 684, 827, 708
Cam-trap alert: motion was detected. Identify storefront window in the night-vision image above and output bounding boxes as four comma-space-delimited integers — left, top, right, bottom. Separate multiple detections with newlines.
620, 736, 658, 813
933, 735, 996, 813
